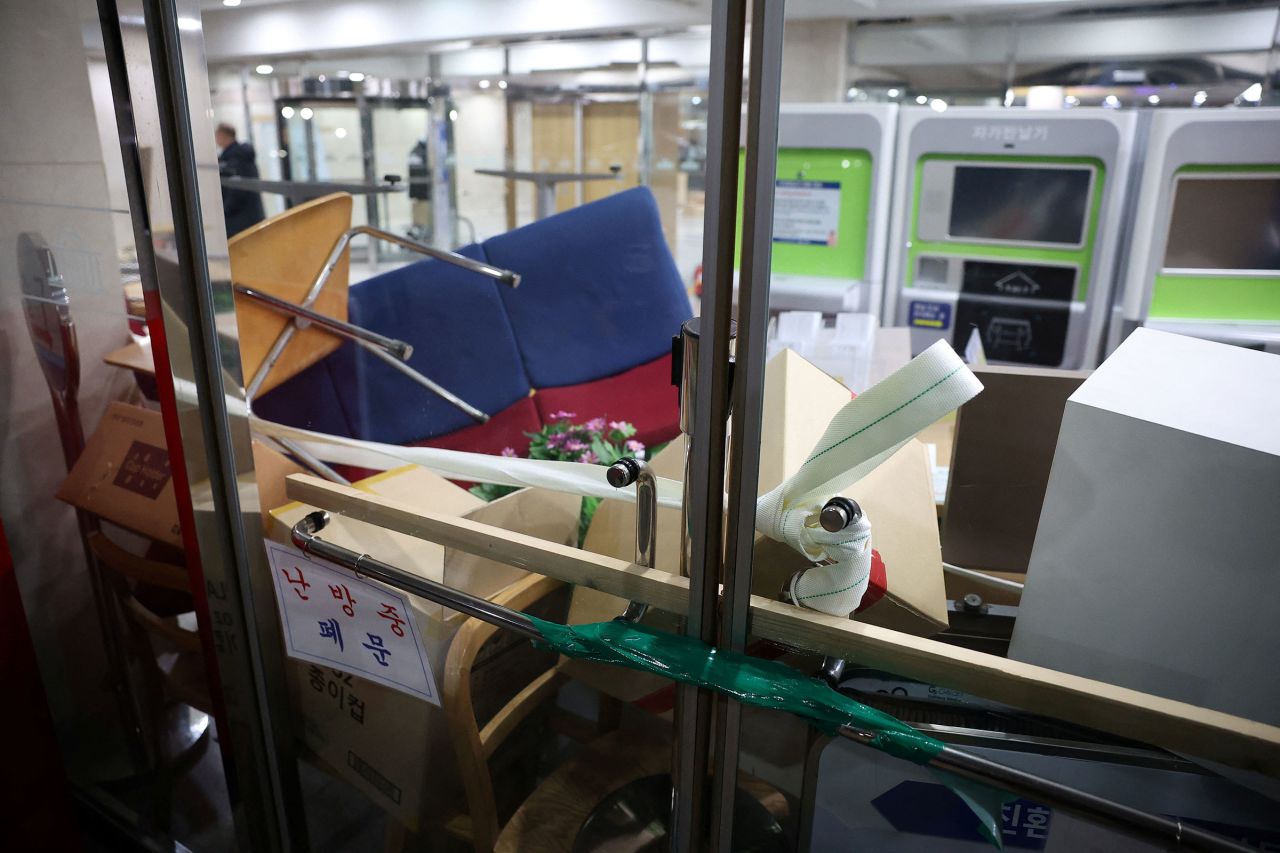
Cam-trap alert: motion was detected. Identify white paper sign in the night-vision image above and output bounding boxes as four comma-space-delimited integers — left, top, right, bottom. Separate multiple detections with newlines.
773, 180, 841, 246
265, 541, 440, 706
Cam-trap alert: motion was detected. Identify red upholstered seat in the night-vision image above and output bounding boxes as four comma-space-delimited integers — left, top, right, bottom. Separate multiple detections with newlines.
334, 397, 542, 483
532, 353, 681, 450
414, 395, 542, 457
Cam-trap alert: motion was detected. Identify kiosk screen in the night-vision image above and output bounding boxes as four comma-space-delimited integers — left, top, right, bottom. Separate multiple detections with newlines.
1164, 177, 1280, 271
949, 165, 1091, 245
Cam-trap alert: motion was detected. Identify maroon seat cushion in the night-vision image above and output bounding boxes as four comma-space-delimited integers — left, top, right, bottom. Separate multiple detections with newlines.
413, 395, 542, 457
532, 354, 680, 450
332, 396, 542, 484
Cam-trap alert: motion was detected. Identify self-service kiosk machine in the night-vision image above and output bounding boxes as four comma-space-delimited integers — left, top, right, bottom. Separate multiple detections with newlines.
885, 107, 1138, 368
739, 103, 897, 319
1115, 107, 1280, 354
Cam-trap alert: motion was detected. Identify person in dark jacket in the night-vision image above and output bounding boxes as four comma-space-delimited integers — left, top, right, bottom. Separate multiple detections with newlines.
215, 123, 266, 237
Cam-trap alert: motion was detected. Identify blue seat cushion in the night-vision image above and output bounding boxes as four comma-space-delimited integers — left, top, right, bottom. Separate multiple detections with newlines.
483, 187, 692, 389
326, 244, 532, 445
254, 354, 356, 438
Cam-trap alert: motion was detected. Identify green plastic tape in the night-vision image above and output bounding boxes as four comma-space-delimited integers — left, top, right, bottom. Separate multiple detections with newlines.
530, 616, 1014, 847
529, 616, 943, 764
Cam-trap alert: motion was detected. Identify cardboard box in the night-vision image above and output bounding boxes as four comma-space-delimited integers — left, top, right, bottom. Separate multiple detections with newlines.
941, 366, 1088, 575
267, 466, 580, 828
58, 402, 182, 546
575, 349, 949, 643
1010, 329, 1280, 726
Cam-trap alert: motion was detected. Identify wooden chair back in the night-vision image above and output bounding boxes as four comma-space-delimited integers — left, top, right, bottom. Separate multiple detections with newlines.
443, 574, 567, 852
87, 532, 209, 711
229, 192, 354, 395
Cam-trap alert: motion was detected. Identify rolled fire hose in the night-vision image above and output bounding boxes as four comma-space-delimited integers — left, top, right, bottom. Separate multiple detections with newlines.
755, 340, 982, 617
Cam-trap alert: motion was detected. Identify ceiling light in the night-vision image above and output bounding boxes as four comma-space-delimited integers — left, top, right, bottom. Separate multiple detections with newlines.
1147, 94, 1160, 105
1064, 95, 1080, 107
1241, 83, 1262, 103
1193, 90, 1208, 106
929, 98, 948, 112
334, 127, 347, 139
318, 74, 326, 82
222, 0, 241, 6
1103, 94, 1121, 109
915, 95, 928, 105
887, 88, 900, 98
280, 105, 295, 119
348, 72, 366, 82
255, 63, 273, 75
300, 107, 314, 120
177, 17, 201, 31
478, 79, 491, 89
497, 80, 507, 89
448, 109, 459, 121
691, 95, 702, 105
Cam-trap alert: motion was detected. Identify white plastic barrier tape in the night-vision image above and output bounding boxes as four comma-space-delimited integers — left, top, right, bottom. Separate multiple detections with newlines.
756, 341, 983, 617
254, 418, 687, 508
174, 346, 979, 621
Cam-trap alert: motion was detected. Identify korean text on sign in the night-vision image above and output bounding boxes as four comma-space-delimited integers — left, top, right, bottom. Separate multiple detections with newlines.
265, 541, 440, 705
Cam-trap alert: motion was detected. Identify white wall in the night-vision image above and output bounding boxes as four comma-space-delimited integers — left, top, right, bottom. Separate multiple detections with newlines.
0, 0, 144, 756
451, 92, 511, 243
781, 18, 848, 103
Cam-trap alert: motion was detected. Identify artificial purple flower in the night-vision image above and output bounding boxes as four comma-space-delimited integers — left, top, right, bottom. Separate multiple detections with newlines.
585, 417, 606, 432
564, 439, 587, 453
551, 410, 576, 421
500, 446, 517, 458
608, 420, 629, 432
547, 432, 568, 447
578, 450, 599, 464
625, 439, 644, 453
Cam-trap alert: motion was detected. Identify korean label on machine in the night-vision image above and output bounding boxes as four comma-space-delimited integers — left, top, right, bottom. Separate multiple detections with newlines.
265, 541, 440, 705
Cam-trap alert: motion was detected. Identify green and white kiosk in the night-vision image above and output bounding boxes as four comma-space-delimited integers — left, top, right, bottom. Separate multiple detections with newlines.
1115, 107, 1280, 354
739, 103, 897, 318
885, 106, 1138, 368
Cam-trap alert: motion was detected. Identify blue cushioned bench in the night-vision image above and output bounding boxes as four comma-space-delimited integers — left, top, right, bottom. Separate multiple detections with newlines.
255, 187, 692, 456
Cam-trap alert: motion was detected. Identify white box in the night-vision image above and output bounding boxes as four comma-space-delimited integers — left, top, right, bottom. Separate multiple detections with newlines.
268, 467, 581, 829
1010, 329, 1280, 725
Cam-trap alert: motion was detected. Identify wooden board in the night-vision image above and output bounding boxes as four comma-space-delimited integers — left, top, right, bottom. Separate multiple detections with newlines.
285, 473, 1280, 778
229, 192, 353, 396
103, 340, 156, 376
530, 102, 577, 214
582, 101, 638, 206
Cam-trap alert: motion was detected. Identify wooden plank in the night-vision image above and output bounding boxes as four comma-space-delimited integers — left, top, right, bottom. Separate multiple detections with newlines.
287, 475, 690, 617
284, 473, 1280, 777
103, 341, 156, 376
229, 192, 353, 395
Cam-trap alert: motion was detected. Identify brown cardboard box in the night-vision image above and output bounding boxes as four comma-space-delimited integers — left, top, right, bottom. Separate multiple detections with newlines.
575, 349, 949, 643
267, 465, 580, 829
57, 402, 182, 546
942, 365, 1088, 576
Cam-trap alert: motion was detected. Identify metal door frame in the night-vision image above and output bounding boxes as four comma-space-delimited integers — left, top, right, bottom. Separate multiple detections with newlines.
92, 0, 787, 850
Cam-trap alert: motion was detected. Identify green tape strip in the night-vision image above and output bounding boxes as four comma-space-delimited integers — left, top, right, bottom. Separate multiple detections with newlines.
531, 617, 1014, 847
528, 616, 943, 765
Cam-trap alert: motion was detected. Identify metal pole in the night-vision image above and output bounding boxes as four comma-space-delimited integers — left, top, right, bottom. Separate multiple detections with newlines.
672, 1, 747, 848
137, 0, 306, 847
711, 2, 786, 849
606, 457, 658, 623
292, 512, 540, 640
240, 65, 255, 150
234, 284, 413, 360
837, 727, 1255, 853
365, 345, 489, 423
